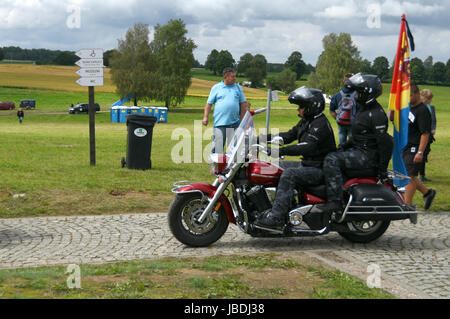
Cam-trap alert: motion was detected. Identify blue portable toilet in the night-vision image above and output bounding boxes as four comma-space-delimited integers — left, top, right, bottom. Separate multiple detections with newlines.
110, 106, 120, 123
139, 106, 149, 114
119, 106, 130, 123
130, 106, 140, 116
156, 107, 168, 123
152, 107, 158, 120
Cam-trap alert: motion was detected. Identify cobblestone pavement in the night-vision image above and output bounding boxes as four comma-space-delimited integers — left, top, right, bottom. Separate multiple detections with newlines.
0, 212, 448, 298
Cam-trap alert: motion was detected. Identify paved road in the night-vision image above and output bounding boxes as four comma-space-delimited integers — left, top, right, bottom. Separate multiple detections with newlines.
0, 212, 448, 298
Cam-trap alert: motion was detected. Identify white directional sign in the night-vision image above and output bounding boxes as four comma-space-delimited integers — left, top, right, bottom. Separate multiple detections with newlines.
76, 67, 104, 77
75, 59, 104, 68
76, 49, 104, 59
76, 77, 104, 87
76, 48, 104, 87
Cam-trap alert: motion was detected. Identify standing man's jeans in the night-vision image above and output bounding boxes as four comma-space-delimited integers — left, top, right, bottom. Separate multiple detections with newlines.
337, 125, 352, 145
212, 121, 240, 154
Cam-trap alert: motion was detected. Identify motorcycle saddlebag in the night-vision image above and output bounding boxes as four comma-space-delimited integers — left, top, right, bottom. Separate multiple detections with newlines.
347, 183, 401, 213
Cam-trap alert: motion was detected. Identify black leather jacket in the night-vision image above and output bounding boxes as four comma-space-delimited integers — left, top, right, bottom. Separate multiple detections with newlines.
341, 100, 393, 172
277, 113, 337, 168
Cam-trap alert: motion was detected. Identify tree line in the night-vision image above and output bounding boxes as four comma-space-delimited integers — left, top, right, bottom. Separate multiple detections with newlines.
1, 21, 449, 106
203, 32, 450, 95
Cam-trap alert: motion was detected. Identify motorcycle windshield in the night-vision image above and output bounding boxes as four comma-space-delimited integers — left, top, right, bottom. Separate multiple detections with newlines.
225, 111, 256, 169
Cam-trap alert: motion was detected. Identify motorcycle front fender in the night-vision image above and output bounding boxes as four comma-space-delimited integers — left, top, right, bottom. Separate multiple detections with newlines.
173, 182, 236, 224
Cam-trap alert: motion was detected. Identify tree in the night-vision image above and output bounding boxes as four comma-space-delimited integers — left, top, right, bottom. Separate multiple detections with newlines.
410, 57, 425, 84
103, 49, 117, 67
446, 59, 450, 85
110, 23, 153, 106
308, 33, 360, 95
250, 54, 267, 78
423, 56, 433, 82
0, 48, 4, 61
431, 61, 447, 84
215, 50, 235, 75
237, 53, 253, 76
266, 68, 297, 93
192, 59, 202, 68
52, 51, 78, 65
359, 59, 373, 74
245, 54, 267, 88
322, 33, 361, 62
149, 19, 197, 108
372, 56, 390, 81
284, 51, 306, 80
205, 49, 219, 74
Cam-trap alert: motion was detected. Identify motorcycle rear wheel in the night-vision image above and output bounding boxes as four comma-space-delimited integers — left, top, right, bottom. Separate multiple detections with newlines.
338, 220, 390, 243
168, 193, 229, 247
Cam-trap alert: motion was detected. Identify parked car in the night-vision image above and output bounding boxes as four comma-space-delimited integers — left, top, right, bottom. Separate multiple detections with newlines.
68, 103, 100, 114
0, 101, 15, 110
20, 99, 36, 110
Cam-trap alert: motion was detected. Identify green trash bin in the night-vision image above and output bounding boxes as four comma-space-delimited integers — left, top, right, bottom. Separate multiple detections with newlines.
122, 114, 157, 170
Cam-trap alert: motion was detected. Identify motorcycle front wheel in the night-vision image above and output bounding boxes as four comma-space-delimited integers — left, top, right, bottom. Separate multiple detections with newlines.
338, 220, 390, 243
168, 193, 229, 247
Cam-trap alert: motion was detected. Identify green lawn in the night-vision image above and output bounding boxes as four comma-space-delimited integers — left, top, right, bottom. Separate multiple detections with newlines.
0, 253, 394, 299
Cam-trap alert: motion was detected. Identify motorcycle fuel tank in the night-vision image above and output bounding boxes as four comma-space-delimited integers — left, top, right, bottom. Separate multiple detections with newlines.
246, 160, 283, 186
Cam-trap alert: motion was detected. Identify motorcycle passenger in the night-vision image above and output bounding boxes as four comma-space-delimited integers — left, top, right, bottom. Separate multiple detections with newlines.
316, 73, 393, 214
255, 86, 337, 229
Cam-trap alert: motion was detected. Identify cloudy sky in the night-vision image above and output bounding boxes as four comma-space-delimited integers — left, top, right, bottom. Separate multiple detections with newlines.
0, 0, 448, 65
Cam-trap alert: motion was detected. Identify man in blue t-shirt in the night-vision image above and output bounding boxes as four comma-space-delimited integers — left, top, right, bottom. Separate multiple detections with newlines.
203, 67, 248, 153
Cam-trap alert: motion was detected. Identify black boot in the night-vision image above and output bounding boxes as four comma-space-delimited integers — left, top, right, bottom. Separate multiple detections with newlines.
255, 210, 284, 229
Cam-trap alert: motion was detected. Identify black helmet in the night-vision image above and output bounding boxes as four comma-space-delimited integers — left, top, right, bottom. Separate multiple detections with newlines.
345, 73, 382, 105
288, 86, 325, 118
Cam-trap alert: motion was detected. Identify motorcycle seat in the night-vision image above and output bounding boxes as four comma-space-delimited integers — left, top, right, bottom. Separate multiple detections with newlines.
344, 167, 378, 178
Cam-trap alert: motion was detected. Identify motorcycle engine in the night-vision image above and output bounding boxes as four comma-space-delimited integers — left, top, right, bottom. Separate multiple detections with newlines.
244, 186, 272, 214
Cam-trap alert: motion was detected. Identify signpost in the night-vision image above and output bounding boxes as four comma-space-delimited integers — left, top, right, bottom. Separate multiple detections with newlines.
75, 48, 104, 166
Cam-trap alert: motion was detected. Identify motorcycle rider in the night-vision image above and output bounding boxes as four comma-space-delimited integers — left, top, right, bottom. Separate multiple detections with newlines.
255, 86, 336, 228
316, 73, 393, 214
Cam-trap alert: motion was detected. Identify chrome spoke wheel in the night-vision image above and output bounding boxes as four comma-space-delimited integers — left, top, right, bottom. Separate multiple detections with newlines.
181, 199, 217, 235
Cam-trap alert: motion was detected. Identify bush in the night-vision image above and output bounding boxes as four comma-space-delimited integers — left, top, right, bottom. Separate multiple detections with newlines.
266, 68, 297, 93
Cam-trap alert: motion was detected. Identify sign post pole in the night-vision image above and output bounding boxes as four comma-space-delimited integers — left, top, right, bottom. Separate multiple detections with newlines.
88, 86, 96, 166
75, 48, 104, 166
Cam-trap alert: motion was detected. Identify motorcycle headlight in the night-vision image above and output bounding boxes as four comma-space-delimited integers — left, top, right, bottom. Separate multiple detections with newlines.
209, 153, 228, 175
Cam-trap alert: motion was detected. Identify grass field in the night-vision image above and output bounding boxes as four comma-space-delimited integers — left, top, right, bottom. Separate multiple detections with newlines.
0, 253, 394, 299
0, 64, 449, 217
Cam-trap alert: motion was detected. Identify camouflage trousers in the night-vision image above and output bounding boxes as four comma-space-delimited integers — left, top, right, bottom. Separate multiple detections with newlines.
322, 148, 372, 202
271, 161, 324, 218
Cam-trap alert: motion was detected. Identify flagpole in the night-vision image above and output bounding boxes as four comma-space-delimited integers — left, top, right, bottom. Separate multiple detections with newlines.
388, 14, 413, 187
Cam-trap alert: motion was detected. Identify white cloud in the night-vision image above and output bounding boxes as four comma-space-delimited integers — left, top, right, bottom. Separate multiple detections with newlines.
0, 0, 448, 64
315, 1, 361, 19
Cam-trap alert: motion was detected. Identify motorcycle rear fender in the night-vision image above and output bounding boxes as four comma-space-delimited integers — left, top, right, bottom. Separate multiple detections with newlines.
175, 182, 236, 224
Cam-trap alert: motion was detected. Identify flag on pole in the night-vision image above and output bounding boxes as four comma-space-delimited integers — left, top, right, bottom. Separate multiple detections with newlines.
388, 14, 415, 187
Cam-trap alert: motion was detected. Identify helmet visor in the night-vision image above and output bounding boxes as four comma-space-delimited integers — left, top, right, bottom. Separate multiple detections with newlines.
349, 73, 365, 86
292, 86, 314, 100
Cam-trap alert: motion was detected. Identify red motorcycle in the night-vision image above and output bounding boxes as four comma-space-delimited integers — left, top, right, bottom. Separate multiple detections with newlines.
169, 111, 417, 247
